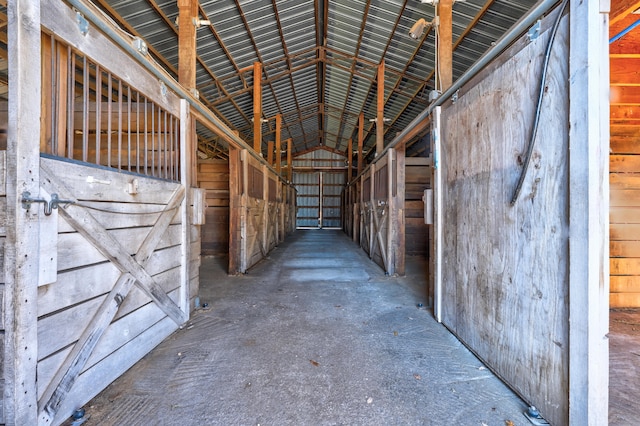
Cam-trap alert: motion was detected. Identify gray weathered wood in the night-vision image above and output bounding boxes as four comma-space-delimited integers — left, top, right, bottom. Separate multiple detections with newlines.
439, 12, 573, 425
568, 1, 610, 424
4, 1, 41, 424
37, 181, 185, 422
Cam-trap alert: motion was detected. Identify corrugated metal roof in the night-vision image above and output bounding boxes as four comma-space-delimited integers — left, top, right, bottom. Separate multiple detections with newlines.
93, 0, 538, 160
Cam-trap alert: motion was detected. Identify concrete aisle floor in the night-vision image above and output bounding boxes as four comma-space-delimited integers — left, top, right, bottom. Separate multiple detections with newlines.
85, 230, 528, 426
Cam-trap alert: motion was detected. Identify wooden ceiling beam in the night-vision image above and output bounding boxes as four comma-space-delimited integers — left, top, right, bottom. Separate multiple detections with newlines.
610, 0, 640, 25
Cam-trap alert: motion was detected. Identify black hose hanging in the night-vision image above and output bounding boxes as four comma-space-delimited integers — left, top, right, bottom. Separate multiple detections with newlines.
510, 0, 569, 206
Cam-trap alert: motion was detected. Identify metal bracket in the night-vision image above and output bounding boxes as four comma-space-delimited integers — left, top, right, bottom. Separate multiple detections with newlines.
451, 89, 459, 104
528, 20, 541, 41
76, 11, 89, 36
22, 191, 75, 216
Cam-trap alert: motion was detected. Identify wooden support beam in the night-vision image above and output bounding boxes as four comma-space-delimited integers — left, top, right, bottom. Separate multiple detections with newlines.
267, 141, 274, 165
347, 137, 353, 182
568, 0, 609, 424
286, 137, 292, 181
4, 1, 41, 424
358, 112, 364, 175
253, 61, 262, 154
177, 0, 197, 89
275, 114, 282, 174
376, 60, 385, 156
437, 0, 453, 91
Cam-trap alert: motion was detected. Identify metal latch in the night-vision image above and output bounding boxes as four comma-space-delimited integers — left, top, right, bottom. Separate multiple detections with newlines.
21, 191, 75, 216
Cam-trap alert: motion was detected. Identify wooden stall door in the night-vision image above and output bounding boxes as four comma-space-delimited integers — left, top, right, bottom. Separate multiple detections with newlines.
35, 158, 188, 424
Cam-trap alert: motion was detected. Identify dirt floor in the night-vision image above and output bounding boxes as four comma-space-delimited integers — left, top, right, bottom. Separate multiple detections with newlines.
81, 230, 530, 425
609, 308, 640, 425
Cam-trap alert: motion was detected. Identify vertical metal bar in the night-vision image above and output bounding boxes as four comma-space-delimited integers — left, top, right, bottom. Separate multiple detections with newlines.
117, 79, 122, 170
136, 91, 140, 174
151, 102, 155, 176
163, 109, 168, 179
95, 65, 101, 166
318, 172, 323, 229
144, 96, 148, 176
169, 114, 174, 180
82, 55, 89, 162
66, 47, 74, 159
107, 73, 112, 168
127, 85, 131, 172
49, 35, 55, 154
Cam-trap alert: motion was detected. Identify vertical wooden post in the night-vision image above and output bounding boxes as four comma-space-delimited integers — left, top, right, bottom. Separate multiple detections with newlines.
286, 137, 292, 182
376, 60, 385, 156
358, 112, 364, 175
262, 164, 269, 252
240, 149, 249, 272
5, 1, 41, 424
275, 114, 282, 174
228, 147, 241, 274
267, 141, 274, 166
179, 99, 192, 316
432, 106, 443, 323
253, 62, 262, 155
437, 0, 453, 91
347, 138, 353, 183
569, 1, 609, 424
177, 0, 197, 90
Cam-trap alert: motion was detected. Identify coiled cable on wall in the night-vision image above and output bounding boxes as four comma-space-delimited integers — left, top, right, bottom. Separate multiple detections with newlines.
510, 0, 569, 206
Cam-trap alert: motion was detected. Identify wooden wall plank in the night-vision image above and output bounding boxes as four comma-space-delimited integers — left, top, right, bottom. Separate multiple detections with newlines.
611, 258, 640, 275
611, 292, 640, 307
610, 173, 640, 189
611, 189, 640, 206
611, 276, 640, 293
611, 241, 640, 257
610, 223, 640, 240
610, 155, 640, 172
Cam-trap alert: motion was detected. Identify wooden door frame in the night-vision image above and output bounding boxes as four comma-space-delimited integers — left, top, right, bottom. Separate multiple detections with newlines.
4, 1, 42, 424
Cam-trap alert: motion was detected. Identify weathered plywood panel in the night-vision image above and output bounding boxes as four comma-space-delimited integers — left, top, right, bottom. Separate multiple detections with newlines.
440, 16, 569, 425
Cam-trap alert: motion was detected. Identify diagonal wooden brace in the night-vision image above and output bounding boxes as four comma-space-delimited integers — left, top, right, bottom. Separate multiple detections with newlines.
37, 166, 186, 422
40, 165, 186, 325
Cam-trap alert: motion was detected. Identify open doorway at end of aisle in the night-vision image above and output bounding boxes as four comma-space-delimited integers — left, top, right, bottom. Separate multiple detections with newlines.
294, 170, 345, 230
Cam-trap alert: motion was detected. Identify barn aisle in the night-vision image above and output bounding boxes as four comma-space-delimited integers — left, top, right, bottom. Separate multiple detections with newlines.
84, 230, 527, 425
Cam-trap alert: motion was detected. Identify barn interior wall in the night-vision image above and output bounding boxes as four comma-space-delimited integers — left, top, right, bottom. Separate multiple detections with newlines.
610, 50, 640, 308
198, 159, 230, 255
404, 157, 431, 256
439, 14, 570, 425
